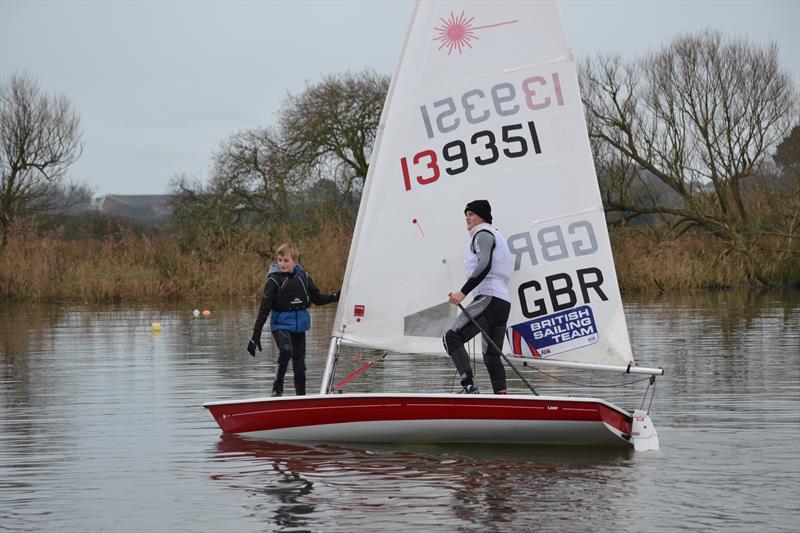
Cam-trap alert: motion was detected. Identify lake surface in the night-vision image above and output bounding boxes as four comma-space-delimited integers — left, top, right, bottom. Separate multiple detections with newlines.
1, 290, 799, 532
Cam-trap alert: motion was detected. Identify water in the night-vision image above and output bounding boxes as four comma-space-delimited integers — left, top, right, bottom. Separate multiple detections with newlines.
1, 291, 798, 532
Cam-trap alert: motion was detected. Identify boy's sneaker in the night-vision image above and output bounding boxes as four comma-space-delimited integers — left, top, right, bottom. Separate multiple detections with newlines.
458, 384, 479, 394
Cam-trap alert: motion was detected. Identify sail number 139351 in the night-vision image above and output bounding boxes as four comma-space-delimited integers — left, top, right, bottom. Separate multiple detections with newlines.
419, 73, 564, 139
400, 121, 541, 192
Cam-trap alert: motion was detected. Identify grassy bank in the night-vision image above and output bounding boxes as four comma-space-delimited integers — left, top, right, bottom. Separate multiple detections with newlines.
1, 221, 796, 302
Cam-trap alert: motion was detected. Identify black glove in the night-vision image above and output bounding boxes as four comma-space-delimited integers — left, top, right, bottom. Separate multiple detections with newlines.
247, 330, 262, 356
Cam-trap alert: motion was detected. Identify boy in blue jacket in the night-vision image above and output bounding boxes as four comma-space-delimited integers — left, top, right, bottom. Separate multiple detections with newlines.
247, 243, 339, 396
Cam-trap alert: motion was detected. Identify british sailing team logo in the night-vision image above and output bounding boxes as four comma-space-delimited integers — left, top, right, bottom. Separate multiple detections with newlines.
434, 11, 518, 55
508, 306, 600, 358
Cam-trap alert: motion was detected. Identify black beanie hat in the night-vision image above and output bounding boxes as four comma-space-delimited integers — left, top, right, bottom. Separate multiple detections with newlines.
464, 200, 492, 224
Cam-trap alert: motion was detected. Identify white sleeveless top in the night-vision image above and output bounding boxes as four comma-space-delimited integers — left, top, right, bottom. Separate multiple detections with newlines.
463, 223, 512, 303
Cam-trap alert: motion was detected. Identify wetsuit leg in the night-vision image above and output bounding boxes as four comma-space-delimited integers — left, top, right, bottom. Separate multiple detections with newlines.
272, 330, 293, 394
483, 323, 507, 392
482, 298, 510, 393
443, 324, 479, 385
443, 297, 491, 387
290, 332, 307, 395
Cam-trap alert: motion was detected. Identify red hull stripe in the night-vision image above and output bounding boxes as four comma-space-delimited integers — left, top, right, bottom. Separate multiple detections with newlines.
206, 395, 632, 437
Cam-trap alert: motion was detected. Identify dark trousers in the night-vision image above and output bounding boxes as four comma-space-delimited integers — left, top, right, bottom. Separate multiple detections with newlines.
443, 296, 510, 393
271, 330, 307, 395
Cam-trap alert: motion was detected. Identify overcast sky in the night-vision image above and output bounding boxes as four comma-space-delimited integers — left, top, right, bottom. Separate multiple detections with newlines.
2, 0, 798, 196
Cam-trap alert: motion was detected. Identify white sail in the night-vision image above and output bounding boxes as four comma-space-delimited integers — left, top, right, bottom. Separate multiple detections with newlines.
332, 0, 633, 366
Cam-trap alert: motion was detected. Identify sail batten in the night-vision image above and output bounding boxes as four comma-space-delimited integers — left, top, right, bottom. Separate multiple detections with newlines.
333, 0, 633, 367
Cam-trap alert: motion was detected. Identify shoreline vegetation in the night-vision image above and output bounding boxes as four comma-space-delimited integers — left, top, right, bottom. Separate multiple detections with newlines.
0, 218, 350, 303
1, 217, 797, 303
4, 35, 798, 304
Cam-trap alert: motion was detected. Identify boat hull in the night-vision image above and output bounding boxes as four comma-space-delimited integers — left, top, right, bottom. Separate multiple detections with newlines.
203, 393, 634, 447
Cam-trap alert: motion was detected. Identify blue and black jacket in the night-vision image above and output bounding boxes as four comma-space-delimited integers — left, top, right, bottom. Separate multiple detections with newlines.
253, 264, 338, 334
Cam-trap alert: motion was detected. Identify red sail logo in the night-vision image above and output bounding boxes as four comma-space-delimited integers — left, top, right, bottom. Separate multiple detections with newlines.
434, 11, 518, 55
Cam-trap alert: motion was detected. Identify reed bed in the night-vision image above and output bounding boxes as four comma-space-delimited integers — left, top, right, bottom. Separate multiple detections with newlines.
610, 227, 799, 292
1, 221, 796, 302
0, 222, 349, 303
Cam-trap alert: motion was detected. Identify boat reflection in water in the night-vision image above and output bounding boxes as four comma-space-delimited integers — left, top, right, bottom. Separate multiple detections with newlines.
210, 434, 636, 530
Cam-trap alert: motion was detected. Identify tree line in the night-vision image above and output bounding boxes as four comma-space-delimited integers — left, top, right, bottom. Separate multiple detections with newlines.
580, 30, 798, 285
168, 69, 388, 252
2, 31, 798, 287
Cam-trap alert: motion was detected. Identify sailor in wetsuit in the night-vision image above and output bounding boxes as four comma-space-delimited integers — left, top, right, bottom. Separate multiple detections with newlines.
443, 200, 512, 394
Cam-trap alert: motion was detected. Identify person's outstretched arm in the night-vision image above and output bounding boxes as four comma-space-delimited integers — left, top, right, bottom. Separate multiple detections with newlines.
307, 274, 340, 305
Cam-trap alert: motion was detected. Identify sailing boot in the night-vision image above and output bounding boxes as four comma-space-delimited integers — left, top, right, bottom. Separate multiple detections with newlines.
294, 378, 306, 396
458, 376, 479, 394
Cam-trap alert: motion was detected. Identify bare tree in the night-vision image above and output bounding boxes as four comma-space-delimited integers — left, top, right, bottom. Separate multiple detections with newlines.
169, 126, 302, 246
764, 127, 800, 272
773, 125, 800, 182
278, 69, 389, 198
0, 73, 84, 246
210, 127, 300, 225
169, 70, 389, 241
580, 31, 799, 283
169, 172, 243, 252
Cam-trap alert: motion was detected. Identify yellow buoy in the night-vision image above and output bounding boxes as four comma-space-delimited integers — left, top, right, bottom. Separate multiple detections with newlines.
150, 322, 162, 332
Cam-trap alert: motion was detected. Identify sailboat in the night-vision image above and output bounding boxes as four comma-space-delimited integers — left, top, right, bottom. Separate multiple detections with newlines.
204, 0, 663, 451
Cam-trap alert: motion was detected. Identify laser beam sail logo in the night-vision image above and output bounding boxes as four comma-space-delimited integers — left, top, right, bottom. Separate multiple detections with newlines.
433, 11, 518, 55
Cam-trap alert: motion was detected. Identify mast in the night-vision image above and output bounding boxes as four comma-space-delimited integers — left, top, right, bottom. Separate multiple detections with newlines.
319, 336, 341, 394
321, 3, 422, 395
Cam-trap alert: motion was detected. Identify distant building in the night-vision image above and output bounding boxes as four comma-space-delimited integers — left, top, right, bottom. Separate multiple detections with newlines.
97, 195, 172, 223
